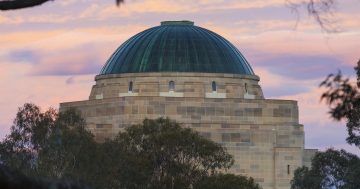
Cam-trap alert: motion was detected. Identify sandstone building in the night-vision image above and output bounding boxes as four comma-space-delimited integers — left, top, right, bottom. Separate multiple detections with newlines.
60, 21, 316, 189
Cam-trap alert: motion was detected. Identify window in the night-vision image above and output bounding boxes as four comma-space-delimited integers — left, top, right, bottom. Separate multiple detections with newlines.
287, 165, 290, 175
212, 81, 217, 92
169, 81, 175, 92
128, 81, 133, 92
245, 83, 248, 93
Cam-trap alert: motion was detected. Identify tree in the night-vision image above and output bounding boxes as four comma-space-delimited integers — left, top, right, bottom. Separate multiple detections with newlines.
193, 173, 261, 189
286, 0, 338, 32
291, 149, 360, 189
297, 53, 360, 189
109, 118, 234, 189
0, 103, 57, 175
36, 108, 97, 180
291, 166, 322, 189
0, 164, 91, 189
0, 103, 97, 182
91, 134, 153, 189
1, 105, 245, 189
320, 60, 360, 147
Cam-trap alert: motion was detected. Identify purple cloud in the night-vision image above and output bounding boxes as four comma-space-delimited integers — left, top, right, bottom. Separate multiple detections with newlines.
5, 44, 109, 76
7, 50, 39, 63
263, 84, 310, 97
65, 76, 75, 85
304, 122, 360, 156
254, 55, 354, 80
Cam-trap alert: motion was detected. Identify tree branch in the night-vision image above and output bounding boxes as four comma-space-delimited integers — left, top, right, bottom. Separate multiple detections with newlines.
116, 0, 125, 6
0, 0, 125, 11
286, 0, 338, 33
0, 0, 51, 11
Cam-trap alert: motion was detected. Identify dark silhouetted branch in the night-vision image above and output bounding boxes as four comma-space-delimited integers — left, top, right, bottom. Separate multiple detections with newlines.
0, 0, 51, 11
0, 0, 125, 11
116, 0, 125, 6
286, 0, 338, 33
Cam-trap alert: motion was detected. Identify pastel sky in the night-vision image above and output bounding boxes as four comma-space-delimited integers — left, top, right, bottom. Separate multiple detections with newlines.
1, 0, 359, 155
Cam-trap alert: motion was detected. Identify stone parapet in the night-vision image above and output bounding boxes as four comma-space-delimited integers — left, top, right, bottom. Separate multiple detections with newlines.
89, 73, 264, 100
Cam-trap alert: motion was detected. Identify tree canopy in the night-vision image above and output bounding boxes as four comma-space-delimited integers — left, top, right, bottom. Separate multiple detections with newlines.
320, 60, 360, 148
292, 59, 360, 189
291, 148, 360, 189
0, 103, 96, 181
194, 173, 261, 189
112, 118, 234, 188
0, 103, 255, 189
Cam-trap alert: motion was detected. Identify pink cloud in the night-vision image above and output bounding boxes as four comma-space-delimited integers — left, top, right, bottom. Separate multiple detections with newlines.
0, 62, 94, 139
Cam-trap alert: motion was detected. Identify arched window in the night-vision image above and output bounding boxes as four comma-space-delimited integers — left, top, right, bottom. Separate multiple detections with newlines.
169, 81, 175, 92
245, 83, 248, 93
212, 81, 217, 92
128, 81, 133, 92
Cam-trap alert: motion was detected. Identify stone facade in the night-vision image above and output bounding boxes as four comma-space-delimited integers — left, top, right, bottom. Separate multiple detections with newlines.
60, 72, 315, 189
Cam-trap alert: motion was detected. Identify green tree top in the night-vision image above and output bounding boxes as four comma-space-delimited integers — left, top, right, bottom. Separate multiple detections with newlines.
111, 118, 234, 189
1, 104, 251, 189
291, 148, 360, 189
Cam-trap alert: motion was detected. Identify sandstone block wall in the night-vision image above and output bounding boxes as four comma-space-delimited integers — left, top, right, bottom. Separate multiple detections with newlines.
60, 73, 310, 189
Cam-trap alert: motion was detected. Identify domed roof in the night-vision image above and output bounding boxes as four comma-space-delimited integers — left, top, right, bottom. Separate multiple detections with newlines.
100, 21, 254, 75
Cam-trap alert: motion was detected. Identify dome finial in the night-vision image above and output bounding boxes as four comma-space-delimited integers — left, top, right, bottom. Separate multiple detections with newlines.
161, 20, 194, 26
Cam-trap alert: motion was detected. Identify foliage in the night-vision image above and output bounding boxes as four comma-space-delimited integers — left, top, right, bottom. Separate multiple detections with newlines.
0, 164, 91, 189
90, 136, 153, 189
111, 118, 234, 189
291, 166, 322, 189
320, 60, 360, 147
295, 56, 360, 189
0, 103, 96, 182
0, 104, 243, 189
0, 103, 57, 175
36, 109, 97, 180
291, 148, 360, 189
193, 173, 262, 189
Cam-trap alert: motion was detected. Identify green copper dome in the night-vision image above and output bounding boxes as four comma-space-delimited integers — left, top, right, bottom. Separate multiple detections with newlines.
100, 21, 254, 75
